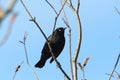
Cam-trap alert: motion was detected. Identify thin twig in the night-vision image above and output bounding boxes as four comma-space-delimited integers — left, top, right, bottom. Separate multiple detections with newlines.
108, 53, 120, 80
46, 0, 67, 38
0, 0, 17, 22
73, 1, 82, 80
63, 0, 82, 80
60, 0, 69, 26
60, 0, 74, 79
6, 0, 17, 14
78, 62, 85, 80
20, 0, 48, 41
78, 57, 89, 80
20, 33, 39, 80
63, 18, 73, 80
0, 13, 17, 47
12, 61, 24, 80
81, 69, 86, 80
106, 71, 120, 79
53, 0, 67, 30
45, 0, 57, 15
63, 16, 74, 80
83, 57, 89, 68
69, 0, 72, 5
62, 0, 75, 12
106, 73, 115, 78
115, 6, 120, 16
73, 11, 82, 80
20, 0, 71, 80
20, 0, 33, 19
68, 0, 74, 12
115, 71, 120, 79
76, 0, 80, 13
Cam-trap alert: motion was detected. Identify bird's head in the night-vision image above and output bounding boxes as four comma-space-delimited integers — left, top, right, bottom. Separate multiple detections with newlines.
55, 27, 66, 36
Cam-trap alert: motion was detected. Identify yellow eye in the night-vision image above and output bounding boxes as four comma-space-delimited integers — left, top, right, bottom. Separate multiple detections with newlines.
59, 29, 61, 32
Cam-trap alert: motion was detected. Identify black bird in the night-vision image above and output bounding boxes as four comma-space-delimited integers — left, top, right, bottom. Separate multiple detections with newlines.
35, 27, 66, 68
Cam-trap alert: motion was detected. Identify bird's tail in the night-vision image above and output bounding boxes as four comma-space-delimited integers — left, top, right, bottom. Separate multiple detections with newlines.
35, 58, 47, 68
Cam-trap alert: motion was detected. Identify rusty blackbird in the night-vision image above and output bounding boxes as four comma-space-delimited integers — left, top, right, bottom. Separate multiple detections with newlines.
35, 27, 66, 68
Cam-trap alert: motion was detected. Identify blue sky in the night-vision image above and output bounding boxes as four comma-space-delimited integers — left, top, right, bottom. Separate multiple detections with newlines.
0, 0, 120, 80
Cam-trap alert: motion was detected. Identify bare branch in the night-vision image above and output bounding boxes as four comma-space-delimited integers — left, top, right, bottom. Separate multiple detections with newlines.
64, 0, 82, 80
67, 0, 74, 11
115, 71, 120, 79
61, 1, 74, 79
45, 0, 57, 15
76, 0, 80, 13
115, 6, 120, 16
62, 1, 83, 80
106, 73, 115, 78
106, 71, 120, 79
46, 0, 67, 38
20, 32, 39, 80
6, 0, 17, 14
20, 0, 48, 41
78, 57, 89, 80
108, 53, 120, 80
0, 13, 17, 47
69, 0, 72, 5
83, 57, 89, 68
12, 61, 24, 80
78, 62, 86, 80
45, 0, 67, 38
63, 13, 73, 80
0, 0, 17, 22
73, 6, 82, 80
62, 0, 75, 12
0, 0, 17, 46
77, 62, 82, 70
60, 0, 69, 27
20, 0, 33, 20
60, 1, 75, 80
81, 69, 86, 80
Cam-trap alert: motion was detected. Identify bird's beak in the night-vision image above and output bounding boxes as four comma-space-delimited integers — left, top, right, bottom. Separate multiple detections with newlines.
64, 27, 67, 30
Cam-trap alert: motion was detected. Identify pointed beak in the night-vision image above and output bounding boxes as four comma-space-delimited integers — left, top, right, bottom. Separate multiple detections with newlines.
64, 27, 67, 30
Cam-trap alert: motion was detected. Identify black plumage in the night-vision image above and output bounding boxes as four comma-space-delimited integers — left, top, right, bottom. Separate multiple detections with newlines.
35, 27, 66, 68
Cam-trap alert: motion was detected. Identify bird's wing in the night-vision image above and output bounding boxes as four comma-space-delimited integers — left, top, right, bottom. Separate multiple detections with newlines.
41, 35, 52, 54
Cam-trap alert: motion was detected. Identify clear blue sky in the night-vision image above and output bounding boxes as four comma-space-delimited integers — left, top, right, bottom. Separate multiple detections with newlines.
0, 0, 120, 80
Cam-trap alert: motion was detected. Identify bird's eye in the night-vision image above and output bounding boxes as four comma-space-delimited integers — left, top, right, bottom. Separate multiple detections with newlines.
58, 29, 61, 32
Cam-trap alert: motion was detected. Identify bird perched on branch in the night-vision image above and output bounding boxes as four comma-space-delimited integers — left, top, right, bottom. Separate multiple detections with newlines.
35, 27, 66, 68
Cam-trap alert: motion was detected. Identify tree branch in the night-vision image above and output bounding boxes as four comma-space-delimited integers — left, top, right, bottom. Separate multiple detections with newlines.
0, 13, 17, 47
73, 11, 82, 80
0, 0, 17, 22
20, 33, 39, 80
20, 0, 48, 41
61, 0, 74, 79
12, 61, 24, 80
45, 0, 67, 37
62, 0, 82, 80
6, 0, 17, 14
45, 0, 57, 15
63, 18, 74, 80
108, 53, 120, 80
63, 0, 82, 80
78, 57, 89, 80
115, 6, 120, 16
76, 0, 80, 13
0, 0, 17, 46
